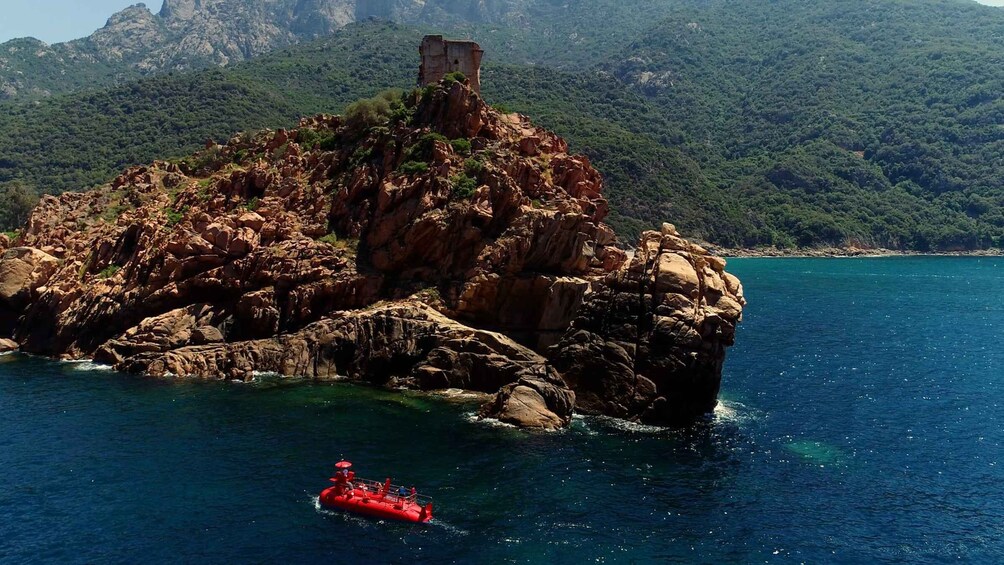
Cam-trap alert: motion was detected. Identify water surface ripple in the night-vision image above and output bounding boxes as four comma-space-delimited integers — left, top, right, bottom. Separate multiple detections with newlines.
1, 257, 1001, 563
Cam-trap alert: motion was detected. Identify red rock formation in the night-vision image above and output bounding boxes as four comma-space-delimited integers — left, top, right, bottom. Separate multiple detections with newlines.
550, 224, 745, 425
0, 80, 743, 429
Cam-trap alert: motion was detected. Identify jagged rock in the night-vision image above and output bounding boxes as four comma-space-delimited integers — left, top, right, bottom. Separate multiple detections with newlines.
0, 247, 59, 334
192, 326, 225, 345
0, 338, 18, 352
550, 226, 745, 425
0, 247, 59, 305
117, 302, 550, 394
5, 79, 744, 428
479, 372, 575, 429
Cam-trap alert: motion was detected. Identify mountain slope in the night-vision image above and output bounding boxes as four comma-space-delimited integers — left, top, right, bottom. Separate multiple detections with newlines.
3, 0, 1004, 250
0, 22, 752, 243
0, 0, 534, 101
606, 0, 1004, 249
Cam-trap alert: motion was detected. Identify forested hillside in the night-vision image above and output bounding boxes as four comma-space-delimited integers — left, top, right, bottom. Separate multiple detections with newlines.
606, 0, 1004, 249
0, 23, 742, 242
2, 0, 1004, 250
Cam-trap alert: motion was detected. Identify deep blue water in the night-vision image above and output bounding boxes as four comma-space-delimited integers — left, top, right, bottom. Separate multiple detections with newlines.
2, 257, 1003, 563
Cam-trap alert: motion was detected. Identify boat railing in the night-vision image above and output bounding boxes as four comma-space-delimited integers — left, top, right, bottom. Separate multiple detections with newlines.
347, 477, 433, 506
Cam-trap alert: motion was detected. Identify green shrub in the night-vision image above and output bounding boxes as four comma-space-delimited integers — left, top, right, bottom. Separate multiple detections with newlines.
443, 71, 467, 85
350, 146, 374, 166
101, 203, 130, 222
451, 174, 478, 199
245, 197, 260, 211
421, 132, 449, 145
450, 138, 472, 155
0, 181, 39, 231
97, 265, 121, 279
344, 89, 404, 135
402, 132, 450, 163
318, 134, 339, 151
296, 128, 321, 149
399, 161, 429, 174
184, 144, 222, 175
318, 233, 339, 246
165, 206, 188, 227
464, 157, 485, 176
317, 233, 358, 251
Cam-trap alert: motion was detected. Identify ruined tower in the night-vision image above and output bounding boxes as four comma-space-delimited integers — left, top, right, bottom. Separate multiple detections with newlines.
418, 35, 484, 94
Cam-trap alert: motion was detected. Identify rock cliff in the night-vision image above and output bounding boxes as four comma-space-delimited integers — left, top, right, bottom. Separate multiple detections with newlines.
0, 78, 743, 429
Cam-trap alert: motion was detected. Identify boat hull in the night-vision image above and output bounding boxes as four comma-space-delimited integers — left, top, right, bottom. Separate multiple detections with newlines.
319, 486, 432, 523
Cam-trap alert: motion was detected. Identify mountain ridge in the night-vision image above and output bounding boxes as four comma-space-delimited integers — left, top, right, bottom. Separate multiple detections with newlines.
0, 0, 520, 100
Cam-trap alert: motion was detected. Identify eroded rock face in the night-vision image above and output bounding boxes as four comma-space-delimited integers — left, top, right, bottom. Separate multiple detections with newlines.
0, 247, 59, 335
551, 224, 745, 425
0, 79, 743, 428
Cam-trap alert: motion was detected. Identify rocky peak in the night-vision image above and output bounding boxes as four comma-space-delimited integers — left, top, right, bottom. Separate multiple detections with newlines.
159, 0, 200, 20
90, 4, 166, 62
0, 76, 744, 429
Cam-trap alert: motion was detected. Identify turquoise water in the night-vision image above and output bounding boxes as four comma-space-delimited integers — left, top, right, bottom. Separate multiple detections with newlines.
1, 257, 1003, 563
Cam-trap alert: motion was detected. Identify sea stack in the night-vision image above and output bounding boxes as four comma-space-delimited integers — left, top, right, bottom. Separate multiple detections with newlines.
0, 39, 743, 429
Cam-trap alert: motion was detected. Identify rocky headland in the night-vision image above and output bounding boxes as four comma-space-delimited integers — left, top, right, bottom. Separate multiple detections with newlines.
0, 77, 744, 429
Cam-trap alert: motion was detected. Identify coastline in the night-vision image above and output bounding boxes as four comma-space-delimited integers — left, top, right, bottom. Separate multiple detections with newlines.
710, 246, 1004, 259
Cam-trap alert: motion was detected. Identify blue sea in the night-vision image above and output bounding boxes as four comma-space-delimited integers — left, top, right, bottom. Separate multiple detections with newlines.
1, 257, 1002, 563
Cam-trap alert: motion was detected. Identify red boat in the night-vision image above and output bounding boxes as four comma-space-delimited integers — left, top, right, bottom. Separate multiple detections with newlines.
319, 461, 434, 523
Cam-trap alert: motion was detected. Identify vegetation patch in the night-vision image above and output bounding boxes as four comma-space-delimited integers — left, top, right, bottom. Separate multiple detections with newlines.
317, 233, 358, 251
399, 161, 429, 174
442, 71, 467, 86
317, 233, 339, 246
464, 156, 485, 176
450, 138, 472, 155
97, 265, 121, 279
451, 173, 478, 199
165, 206, 187, 227
344, 89, 405, 136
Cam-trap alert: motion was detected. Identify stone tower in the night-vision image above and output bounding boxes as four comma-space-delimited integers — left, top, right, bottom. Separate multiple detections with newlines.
418, 35, 484, 94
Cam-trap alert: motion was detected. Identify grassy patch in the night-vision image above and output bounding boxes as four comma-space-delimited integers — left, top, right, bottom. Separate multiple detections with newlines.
165, 206, 188, 227
317, 233, 358, 251
399, 161, 429, 174
97, 265, 120, 279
